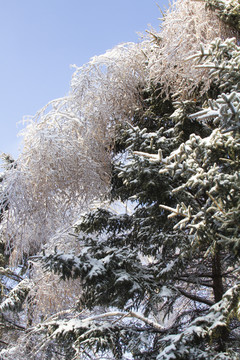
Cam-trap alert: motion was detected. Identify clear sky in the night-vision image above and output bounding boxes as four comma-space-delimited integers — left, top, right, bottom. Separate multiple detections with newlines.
0, 0, 170, 159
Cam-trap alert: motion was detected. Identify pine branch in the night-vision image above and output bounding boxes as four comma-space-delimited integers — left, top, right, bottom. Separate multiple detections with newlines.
129, 311, 163, 331
0, 339, 9, 346
174, 276, 213, 288
133, 149, 164, 163
1, 315, 26, 331
176, 287, 214, 306
75, 311, 163, 331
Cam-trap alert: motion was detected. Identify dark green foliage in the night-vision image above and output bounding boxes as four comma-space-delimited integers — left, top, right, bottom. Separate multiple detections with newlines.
40, 76, 239, 357
35, 12, 240, 360
205, 0, 240, 33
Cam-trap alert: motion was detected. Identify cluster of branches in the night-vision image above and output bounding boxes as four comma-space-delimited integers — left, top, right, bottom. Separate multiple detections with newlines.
0, 0, 240, 359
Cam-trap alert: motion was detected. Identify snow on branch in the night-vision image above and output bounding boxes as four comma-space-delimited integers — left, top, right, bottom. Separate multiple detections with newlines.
157, 284, 240, 359
31, 309, 164, 357
0, 279, 33, 312
0, 0, 236, 265
146, 0, 235, 98
0, 42, 148, 263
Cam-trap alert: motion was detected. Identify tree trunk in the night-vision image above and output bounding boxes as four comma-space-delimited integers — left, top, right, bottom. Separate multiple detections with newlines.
212, 249, 228, 351
212, 249, 224, 303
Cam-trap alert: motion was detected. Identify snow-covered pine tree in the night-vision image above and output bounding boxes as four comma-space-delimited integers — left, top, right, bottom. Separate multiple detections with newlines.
1, 0, 240, 359
205, 0, 240, 32
28, 6, 240, 360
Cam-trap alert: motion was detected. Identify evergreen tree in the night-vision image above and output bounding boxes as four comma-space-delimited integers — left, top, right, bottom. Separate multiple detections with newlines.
205, 0, 240, 32
1, 0, 240, 359
34, 13, 240, 360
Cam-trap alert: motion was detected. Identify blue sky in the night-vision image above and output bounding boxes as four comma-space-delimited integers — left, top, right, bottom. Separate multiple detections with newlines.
0, 0, 170, 159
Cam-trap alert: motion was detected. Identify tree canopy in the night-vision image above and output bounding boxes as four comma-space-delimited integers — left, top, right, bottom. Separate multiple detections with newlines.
0, 0, 240, 359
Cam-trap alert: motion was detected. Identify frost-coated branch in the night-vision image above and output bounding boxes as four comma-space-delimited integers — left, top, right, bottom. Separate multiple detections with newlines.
0, 0, 235, 266
78, 310, 163, 331
35, 310, 164, 337
1, 1, 240, 359
128, 311, 163, 331
0, 42, 148, 263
